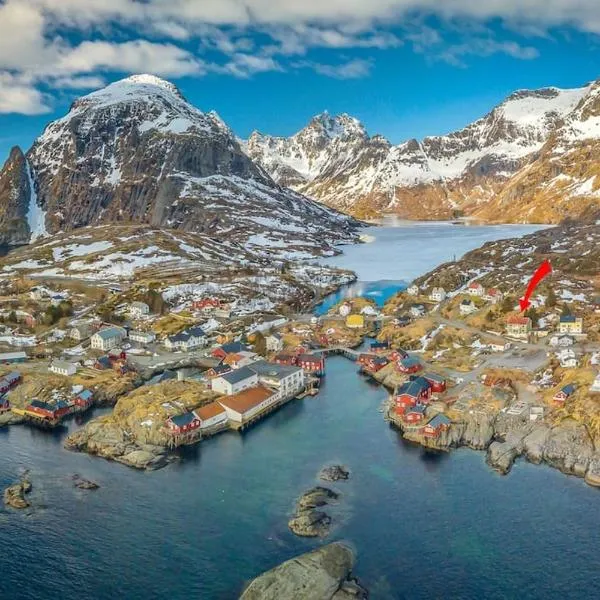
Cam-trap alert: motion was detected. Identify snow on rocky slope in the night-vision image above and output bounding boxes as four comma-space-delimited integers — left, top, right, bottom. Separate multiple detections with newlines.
246, 81, 600, 223
0, 75, 359, 252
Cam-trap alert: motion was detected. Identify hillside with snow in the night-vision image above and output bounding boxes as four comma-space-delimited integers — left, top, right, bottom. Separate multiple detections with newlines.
246, 81, 600, 223
0, 75, 359, 252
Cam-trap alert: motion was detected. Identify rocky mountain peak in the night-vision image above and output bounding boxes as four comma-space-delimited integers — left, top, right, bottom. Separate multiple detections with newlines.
305, 111, 367, 141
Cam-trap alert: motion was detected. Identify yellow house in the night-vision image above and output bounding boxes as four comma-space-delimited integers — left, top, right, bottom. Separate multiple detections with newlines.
346, 314, 365, 329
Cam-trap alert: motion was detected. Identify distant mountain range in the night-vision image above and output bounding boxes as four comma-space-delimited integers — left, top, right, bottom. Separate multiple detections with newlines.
2, 75, 600, 251
0, 74, 358, 255
245, 81, 600, 223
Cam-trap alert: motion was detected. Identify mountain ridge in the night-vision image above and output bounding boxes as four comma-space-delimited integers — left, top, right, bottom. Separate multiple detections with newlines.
246, 79, 600, 222
0, 75, 359, 256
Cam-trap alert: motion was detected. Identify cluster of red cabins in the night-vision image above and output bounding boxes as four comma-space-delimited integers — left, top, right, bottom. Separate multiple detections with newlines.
24, 389, 94, 423
0, 371, 21, 412
274, 347, 326, 376
393, 373, 450, 436
358, 345, 424, 376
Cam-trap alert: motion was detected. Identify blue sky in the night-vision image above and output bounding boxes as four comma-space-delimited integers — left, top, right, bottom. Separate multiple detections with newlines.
1, 1, 599, 162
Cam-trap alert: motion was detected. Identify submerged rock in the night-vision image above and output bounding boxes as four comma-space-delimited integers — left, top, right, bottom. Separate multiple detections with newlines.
72, 475, 100, 490
240, 542, 367, 600
4, 478, 32, 509
319, 465, 350, 482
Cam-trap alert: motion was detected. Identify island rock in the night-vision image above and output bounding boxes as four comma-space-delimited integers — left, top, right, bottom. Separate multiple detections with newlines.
319, 465, 350, 482
4, 478, 32, 509
240, 542, 367, 600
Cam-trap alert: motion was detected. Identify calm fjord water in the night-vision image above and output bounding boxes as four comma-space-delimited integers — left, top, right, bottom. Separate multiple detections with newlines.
1, 222, 598, 600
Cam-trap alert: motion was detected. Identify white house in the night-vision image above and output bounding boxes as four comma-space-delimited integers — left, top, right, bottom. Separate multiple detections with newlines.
591, 374, 600, 393
591, 352, 600, 366
194, 402, 228, 430
224, 351, 260, 369
128, 330, 156, 345
90, 326, 127, 351
409, 304, 426, 318
265, 333, 284, 353
484, 288, 503, 304
407, 285, 419, 296
211, 366, 258, 396
338, 302, 351, 317
164, 326, 206, 351
429, 287, 446, 302
557, 349, 579, 368
460, 299, 477, 316
248, 361, 305, 399
129, 301, 150, 319
467, 282, 485, 297
218, 385, 277, 424
49, 360, 77, 376
549, 334, 574, 347
69, 323, 93, 341
558, 315, 584, 335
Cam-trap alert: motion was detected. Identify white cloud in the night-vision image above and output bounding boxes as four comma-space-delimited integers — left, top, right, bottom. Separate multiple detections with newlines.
0, 0, 597, 114
0, 73, 51, 115
295, 58, 374, 79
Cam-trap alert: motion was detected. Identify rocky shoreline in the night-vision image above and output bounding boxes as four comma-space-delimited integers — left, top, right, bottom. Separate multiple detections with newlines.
65, 420, 171, 470
387, 403, 600, 488
4, 475, 32, 509
289, 486, 339, 538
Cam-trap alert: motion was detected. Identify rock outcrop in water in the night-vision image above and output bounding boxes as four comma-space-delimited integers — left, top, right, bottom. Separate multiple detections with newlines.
4, 476, 32, 509
319, 465, 350, 482
289, 487, 339, 538
240, 542, 367, 600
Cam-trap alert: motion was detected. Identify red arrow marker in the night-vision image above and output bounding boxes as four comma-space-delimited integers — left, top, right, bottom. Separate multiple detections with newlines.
519, 259, 552, 312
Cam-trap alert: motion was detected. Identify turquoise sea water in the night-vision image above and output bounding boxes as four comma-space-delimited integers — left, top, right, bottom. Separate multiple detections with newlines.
2, 222, 598, 599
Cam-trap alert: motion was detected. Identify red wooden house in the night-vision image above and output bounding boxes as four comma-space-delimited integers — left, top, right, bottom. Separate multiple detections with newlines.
361, 355, 389, 373
0, 394, 10, 412
166, 412, 201, 434
404, 404, 427, 424
397, 356, 422, 374
192, 297, 220, 311
422, 414, 451, 438
553, 384, 575, 404
422, 372, 446, 393
0, 371, 21, 394
297, 354, 325, 375
73, 389, 93, 409
394, 377, 432, 414
206, 364, 232, 378
389, 349, 408, 362
273, 353, 297, 366
26, 399, 70, 420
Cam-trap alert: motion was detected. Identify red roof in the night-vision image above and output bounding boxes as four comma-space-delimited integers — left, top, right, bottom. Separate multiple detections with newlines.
468, 282, 483, 288
506, 315, 530, 325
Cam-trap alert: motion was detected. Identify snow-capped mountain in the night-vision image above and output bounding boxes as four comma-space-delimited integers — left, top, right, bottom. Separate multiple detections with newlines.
246, 82, 600, 222
0, 74, 358, 253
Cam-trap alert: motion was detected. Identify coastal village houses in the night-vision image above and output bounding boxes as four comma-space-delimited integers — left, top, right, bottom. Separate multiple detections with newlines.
247, 361, 305, 399
409, 304, 426, 318
459, 299, 477, 316
167, 412, 201, 435
468, 282, 485, 297
407, 285, 419, 296
0, 352, 27, 365
69, 323, 93, 341
558, 315, 583, 335
49, 360, 78, 376
223, 351, 260, 369
0, 371, 21, 394
194, 402, 228, 430
218, 385, 277, 426
506, 315, 532, 339
590, 374, 600, 393
265, 333, 284, 353
90, 326, 127, 351
483, 288, 503, 304
429, 287, 446, 302
128, 330, 156, 345
164, 326, 206, 351
346, 314, 365, 329
211, 366, 259, 396
129, 301, 150, 319
423, 414, 452, 438
554, 384, 576, 403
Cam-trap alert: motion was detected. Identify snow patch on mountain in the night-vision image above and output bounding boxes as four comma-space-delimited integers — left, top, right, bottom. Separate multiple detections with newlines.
25, 160, 48, 242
